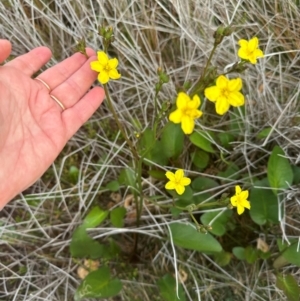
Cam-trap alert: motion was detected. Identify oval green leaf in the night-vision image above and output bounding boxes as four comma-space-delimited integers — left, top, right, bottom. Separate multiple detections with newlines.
110, 207, 127, 228
276, 274, 300, 301
282, 241, 300, 267
189, 131, 215, 153
75, 266, 122, 300
157, 274, 186, 301
249, 178, 279, 225
169, 222, 222, 253
161, 122, 184, 159
70, 226, 105, 259
232, 247, 246, 260
200, 210, 233, 236
83, 206, 109, 229
267, 145, 293, 195
191, 149, 210, 169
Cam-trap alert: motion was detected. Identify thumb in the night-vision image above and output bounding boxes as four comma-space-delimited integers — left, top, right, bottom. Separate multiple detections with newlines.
0, 39, 12, 64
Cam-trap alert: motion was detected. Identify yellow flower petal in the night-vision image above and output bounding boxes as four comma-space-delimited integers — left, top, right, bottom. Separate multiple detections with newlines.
248, 37, 258, 52
228, 92, 244, 107
204, 86, 220, 102
238, 39, 248, 48
235, 185, 242, 194
255, 49, 264, 58
176, 92, 189, 109
180, 177, 191, 186
175, 185, 185, 195
108, 58, 119, 69
97, 51, 109, 64
241, 199, 251, 209
228, 78, 242, 92
215, 97, 230, 115
174, 169, 184, 182
90, 61, 103, 72
216, 75, 228, 89
109, 69, 121, 80
230, 196, 237, 206
165, 171, 175, 181
169, 109, 182, 124
181, 115, 194, 134
165, 181, 176, 190
237, 205, 245, 215
187, 94, 200, 109
192, 110, 203, 119
98, 72, 109, 84
240, 190, 249, 199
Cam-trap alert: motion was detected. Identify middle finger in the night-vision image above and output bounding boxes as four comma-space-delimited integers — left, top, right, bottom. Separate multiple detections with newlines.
36, 48, 96, 91
49, 55, 98, 109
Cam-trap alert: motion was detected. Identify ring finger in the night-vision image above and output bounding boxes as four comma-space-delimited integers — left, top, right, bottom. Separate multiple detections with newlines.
49, 55, 99, 109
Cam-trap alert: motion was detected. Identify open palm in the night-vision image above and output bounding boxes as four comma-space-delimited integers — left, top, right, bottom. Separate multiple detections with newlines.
0, 40, 105, 208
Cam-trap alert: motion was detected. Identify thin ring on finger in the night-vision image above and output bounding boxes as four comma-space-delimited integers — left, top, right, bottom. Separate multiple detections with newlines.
35, 77, 51, 91
50, 94, 66, 111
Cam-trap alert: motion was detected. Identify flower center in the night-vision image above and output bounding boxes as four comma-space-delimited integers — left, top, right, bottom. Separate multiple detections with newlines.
221, 88, 229, 98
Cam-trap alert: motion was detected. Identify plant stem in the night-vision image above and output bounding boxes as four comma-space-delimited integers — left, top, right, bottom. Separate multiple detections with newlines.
190, 43, 218, 96
103, 85, 139, 161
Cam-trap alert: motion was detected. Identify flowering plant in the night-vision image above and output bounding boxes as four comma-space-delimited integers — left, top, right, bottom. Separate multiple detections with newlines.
71, 25, 300, 301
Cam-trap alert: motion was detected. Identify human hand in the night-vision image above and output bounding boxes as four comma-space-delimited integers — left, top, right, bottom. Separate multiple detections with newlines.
0, 39, 105, 209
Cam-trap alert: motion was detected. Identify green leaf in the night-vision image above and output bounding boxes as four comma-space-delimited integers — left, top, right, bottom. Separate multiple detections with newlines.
157, 274, 186, 301
218, 163, 239, 181
258, 250, 271, 260
292, 165, 300, 185
276, 274, 300, 301
148, 169, 166, 180
281, 241, 300, 267
70, 226, 105, 259
273, 255, 289, 269
149, 140, 168, 165
244, 246, 258, 264
200, 210, 233, 236
74, 266, 122, 300
217, 132, 235, 148
214, 251, 231, 266
105, 180, 120, 192
256, 127, 272, 139
110, 207, 127, 228
169, 222, 222, 253
189, 131, 215, 153
192, 177, 218, 191
170, 207, 182, 218
267, 145, 293, 195
83, 207, 109, 229
139, 128, 155, 155
68, 165, 79, 184
118, 168, 136, 191
249, 178, 279, 225
139, 128, 168, 165
191, 149, 210, 169
161, 122, 184, 159
232, 247, 246, 260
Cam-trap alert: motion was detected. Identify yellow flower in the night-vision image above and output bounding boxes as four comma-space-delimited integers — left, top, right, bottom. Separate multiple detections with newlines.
238, 37, 264, 64
204, 75, 244, 115
230, 185, 251, 215
165, 169, 191, 195
90, 51, 121, 84
169, 92, 203, 134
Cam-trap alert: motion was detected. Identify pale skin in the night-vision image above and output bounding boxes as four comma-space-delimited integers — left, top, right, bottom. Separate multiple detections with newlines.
0, 39, 105, 209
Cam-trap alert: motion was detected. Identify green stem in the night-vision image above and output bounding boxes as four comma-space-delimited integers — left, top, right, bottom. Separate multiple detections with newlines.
103, 85, 139, 161
190, 43, 219, 96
